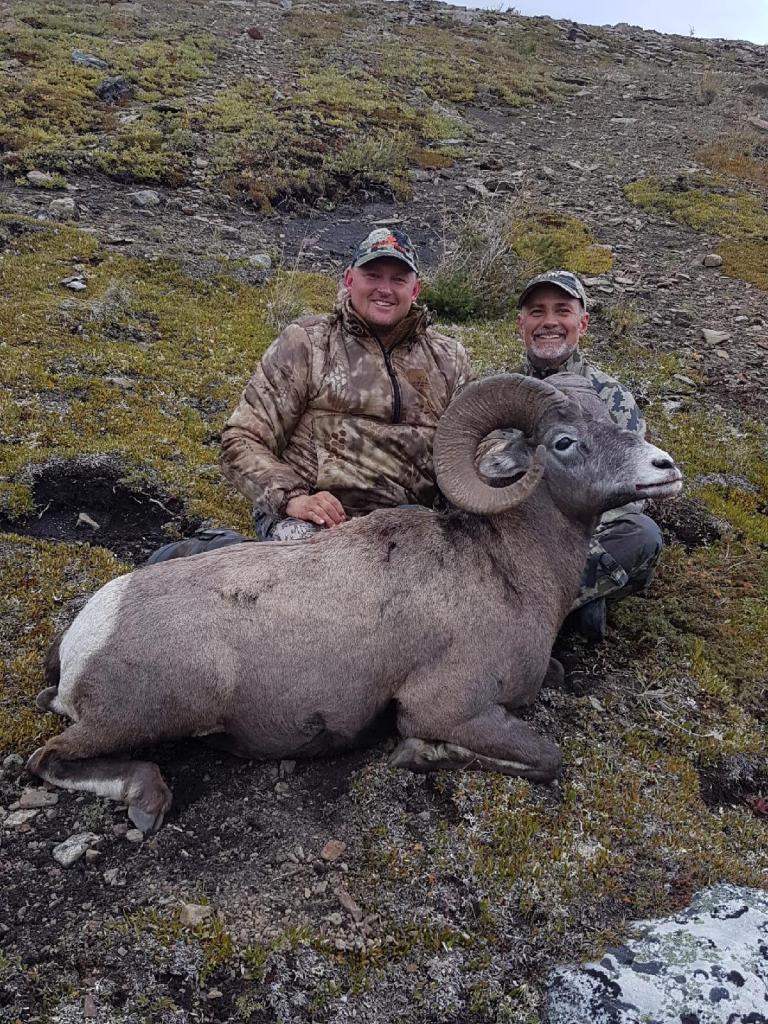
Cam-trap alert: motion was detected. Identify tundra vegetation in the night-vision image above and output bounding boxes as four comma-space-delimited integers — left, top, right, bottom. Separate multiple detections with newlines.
1, 0, 767, 1019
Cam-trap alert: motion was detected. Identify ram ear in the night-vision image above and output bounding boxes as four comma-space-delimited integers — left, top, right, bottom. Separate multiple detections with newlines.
477, 429, 532, 484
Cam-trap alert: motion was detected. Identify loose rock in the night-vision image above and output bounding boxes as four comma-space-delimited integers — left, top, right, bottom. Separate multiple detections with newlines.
321, 839, 347, 862
128, 189, 161, 208
18, 788, 59, 809
180, 903, 214, 927
703, 253, 723, 268
701, 328, 731, 345
4, 809, 40, 828
71, 50, 110, 70
26, 170, 63, 188
337, 888, 364, 922
49, 197, 79, 221
96, 76, 135, 104
248, 253, 272, 271
53, 833, 100, 867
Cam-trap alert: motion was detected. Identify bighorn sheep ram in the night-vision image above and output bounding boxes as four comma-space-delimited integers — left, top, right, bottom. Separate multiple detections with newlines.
28, 374, 682, 832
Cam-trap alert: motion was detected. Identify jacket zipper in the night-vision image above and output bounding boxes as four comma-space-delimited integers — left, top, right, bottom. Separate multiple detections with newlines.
375, 338, 402, 424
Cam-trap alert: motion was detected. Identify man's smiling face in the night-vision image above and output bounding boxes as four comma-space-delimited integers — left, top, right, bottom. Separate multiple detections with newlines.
518, 284, 589, 369
343, 257, 421, 332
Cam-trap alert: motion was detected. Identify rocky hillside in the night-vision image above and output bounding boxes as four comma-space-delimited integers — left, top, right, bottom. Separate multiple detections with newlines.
1, 2, 767, 1022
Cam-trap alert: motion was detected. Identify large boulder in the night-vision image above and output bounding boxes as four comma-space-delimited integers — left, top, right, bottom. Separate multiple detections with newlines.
546, 884, 768, 1023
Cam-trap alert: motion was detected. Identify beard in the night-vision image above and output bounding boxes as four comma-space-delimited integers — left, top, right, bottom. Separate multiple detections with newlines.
527, 333, 577, 367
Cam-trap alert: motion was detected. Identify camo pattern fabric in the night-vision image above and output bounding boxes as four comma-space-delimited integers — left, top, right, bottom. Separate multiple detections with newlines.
221, 293, 471, 517
523, 349, 646, 436
571, 513, 662, 609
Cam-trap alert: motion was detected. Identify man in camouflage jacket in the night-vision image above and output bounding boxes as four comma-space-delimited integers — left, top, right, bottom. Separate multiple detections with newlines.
220, 228, 472, 542
489, 270, 663, 641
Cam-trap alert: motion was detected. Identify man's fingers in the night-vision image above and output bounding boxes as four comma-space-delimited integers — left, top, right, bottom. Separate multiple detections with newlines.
314, 493, 346, 525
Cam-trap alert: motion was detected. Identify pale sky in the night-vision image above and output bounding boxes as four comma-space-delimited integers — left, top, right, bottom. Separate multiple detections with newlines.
442, 0, 768, 44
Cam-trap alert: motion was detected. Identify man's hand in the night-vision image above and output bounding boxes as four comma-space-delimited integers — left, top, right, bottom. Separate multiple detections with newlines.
285, 492, 347, 528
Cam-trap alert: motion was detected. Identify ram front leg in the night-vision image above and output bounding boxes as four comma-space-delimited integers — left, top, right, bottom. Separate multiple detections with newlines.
391, 703, 561, 783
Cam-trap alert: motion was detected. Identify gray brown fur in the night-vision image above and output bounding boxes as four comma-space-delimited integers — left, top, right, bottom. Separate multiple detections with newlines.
27, 374, 682, 831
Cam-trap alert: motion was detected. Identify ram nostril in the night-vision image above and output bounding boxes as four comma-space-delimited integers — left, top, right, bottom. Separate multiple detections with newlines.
652, 456, 675, 470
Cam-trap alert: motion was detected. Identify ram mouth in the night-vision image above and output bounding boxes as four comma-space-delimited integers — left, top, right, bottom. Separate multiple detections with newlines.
635, 476, 683, 497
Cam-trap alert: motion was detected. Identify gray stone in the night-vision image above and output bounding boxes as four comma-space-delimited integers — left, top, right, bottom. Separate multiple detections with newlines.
27, 170, 62, 188
128, 189, 161, 208
4, 808, 40, 828
248, 253, 272, 271
125, 828, 144, 843
3, 753, 24, 769
18, 788, 59, 809
71, 50, 110, 70
701, 328, 731, 345
96, 76, 135, 104
703, 254, 723, 267
217, 224, 241, 240
180, 903, 213, 927
546, 884, 768, 1023
52, 832, 100, 867
60, 276, 87, 291
48, 197, 79, 221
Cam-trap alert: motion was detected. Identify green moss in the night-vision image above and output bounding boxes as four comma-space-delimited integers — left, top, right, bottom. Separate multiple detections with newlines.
0, 216, 337, 527
511, 212, 614, 276
0, 4, 215, 181
625, 176, 768, 236
625, 175, 768, 292
0, 535, 128, 751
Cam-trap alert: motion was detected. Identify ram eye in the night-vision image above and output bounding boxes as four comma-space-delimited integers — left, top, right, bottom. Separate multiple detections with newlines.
553, 436, 576, 452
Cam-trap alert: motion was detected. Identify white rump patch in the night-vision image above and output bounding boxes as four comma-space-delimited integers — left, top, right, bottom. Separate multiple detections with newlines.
57, 574, 132, 717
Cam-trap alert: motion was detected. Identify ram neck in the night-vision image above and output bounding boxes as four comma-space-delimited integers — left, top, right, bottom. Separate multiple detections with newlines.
487, 491, 593, 615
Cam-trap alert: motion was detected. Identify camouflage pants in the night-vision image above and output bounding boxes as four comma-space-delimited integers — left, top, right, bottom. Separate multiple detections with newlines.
571, 512, 663, 611
252, 510, 322, 542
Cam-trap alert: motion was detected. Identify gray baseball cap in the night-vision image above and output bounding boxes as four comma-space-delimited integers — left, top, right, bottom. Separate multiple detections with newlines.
518, 270, 588, 309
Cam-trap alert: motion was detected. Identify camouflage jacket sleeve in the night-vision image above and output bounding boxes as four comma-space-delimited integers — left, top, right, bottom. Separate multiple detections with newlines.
220, 323, 314, 515
594, 377, 646, 438
452, 342, 474, 396
593, 375, 647, 522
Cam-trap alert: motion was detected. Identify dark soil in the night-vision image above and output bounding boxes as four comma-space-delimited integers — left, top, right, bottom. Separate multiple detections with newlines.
0, 456, 197, 564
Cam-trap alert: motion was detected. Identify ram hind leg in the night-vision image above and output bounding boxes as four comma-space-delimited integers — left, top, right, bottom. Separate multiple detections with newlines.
27, 723, 172, 832
392, 704, 561, 783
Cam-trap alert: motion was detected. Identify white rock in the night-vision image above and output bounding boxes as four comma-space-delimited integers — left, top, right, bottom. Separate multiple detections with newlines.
248, 253, 272, 271
546, 884, 768, 1024
27, 170, 62, 188
703, 254, 723, 267
49, 197, 78, 221
128, 189, 161, 208
180, 903, 214, 927
53, 832, 100, 867
76, 512, 100, 531
125, 829, 144, 843
701, 328, 731, 345
4, 808, 40, 828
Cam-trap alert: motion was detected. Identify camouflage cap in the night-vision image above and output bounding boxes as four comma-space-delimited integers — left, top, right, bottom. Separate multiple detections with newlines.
518, 270, 588, 309
350, 227, 419, 274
